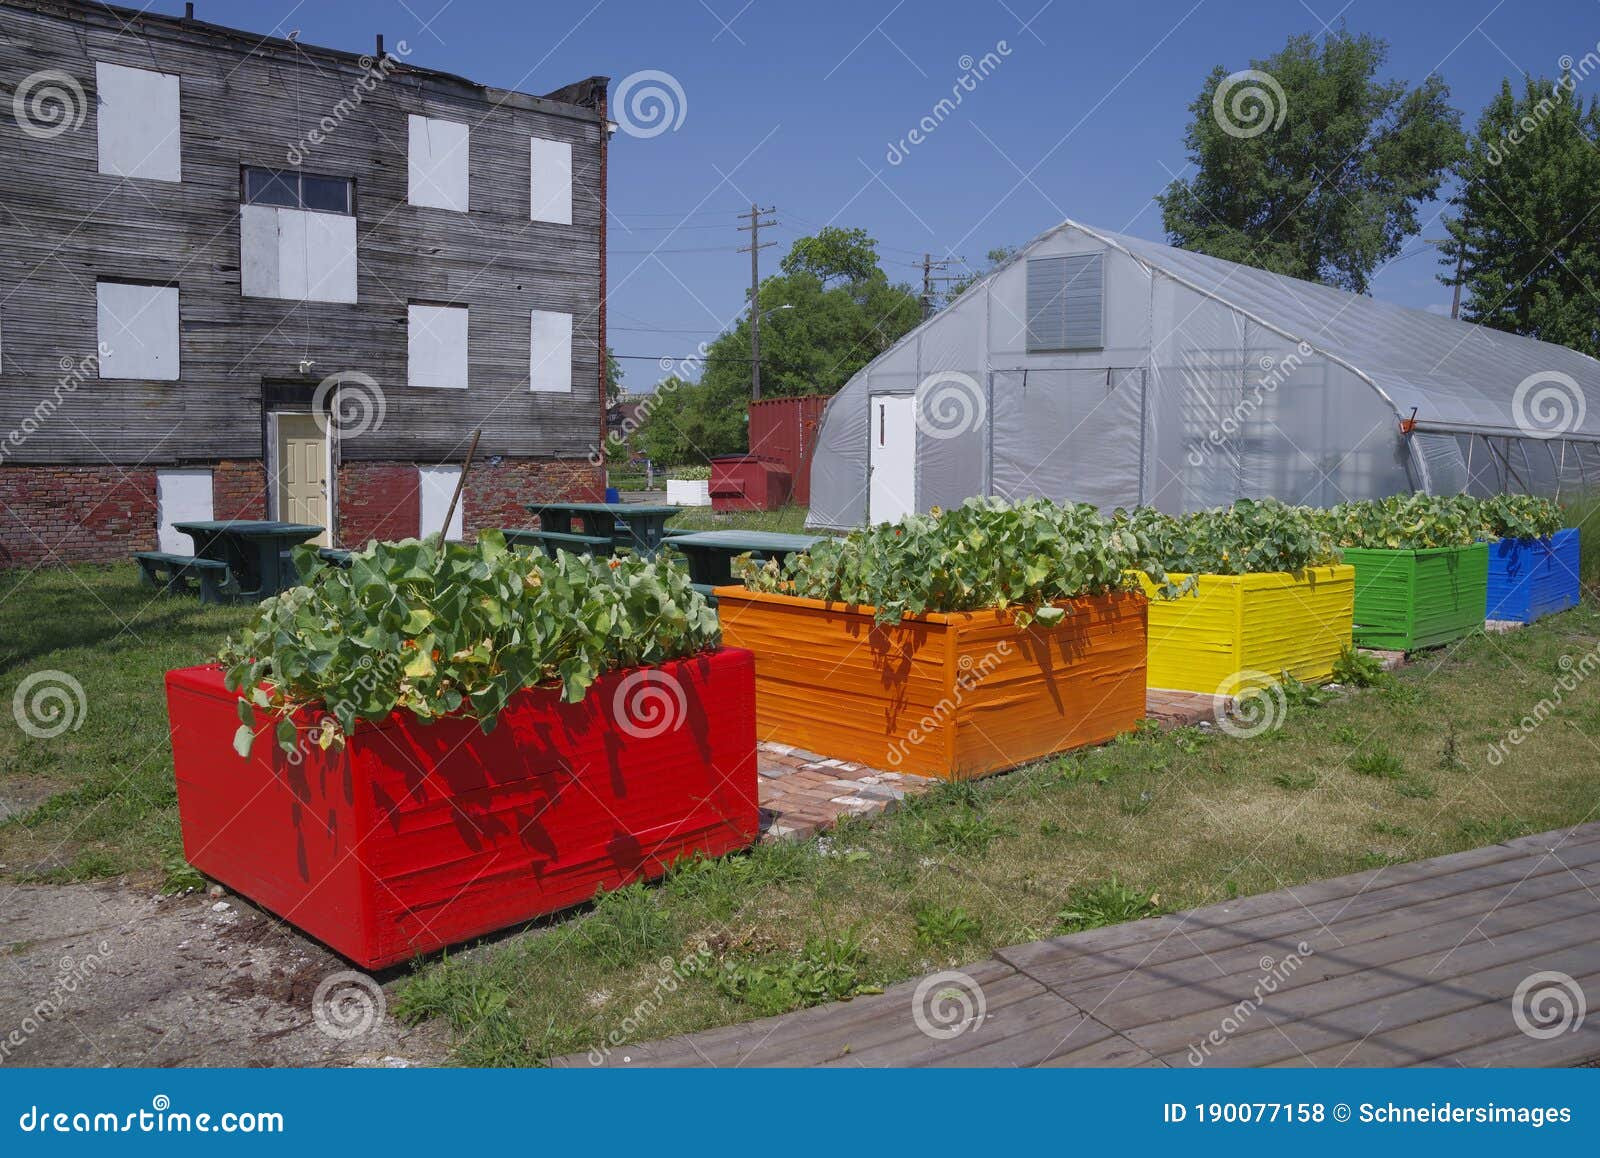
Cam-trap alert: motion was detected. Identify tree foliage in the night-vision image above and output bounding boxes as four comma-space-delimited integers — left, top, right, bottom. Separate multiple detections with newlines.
1438, 76, 1600, 356
634, 229, 920, 466
1158, 29, 1464, 293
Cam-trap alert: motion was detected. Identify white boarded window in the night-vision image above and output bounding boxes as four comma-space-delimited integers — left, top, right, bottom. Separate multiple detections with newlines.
95, 62, 181, 182
418, 465, 464, 540
1025, 253, 1104, 352
530, 310, 573, 393
156, 469, 213, 553
408, 115, 469, 211
97, 282, 179, 380
529, 137, 572, 225
240, 205, 358, 303
408, 304, 469, 389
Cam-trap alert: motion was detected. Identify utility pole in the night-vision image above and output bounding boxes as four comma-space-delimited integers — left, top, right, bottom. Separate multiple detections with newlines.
737, 202, 778, 400
919, 252, 961, 319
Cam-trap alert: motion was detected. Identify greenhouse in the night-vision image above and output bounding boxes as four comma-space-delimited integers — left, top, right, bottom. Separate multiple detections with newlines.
806, 220, 1600, 530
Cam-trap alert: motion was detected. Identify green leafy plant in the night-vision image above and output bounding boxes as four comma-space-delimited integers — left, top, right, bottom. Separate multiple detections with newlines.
1056, 877, 1162, 933
913, 904, 982, 949
1347, 746, 1406, 779
1114, 498, 1340, 575
717, 933, 882, 1015
1317, 494, 1482, 550
738, 496, 1187, 626
1331, 644, 1388, 687
1471, 494, 1564, 540
218, 531, 719, 756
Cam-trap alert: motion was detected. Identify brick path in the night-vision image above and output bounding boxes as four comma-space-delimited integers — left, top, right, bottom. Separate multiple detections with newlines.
755, 686, 1222, 844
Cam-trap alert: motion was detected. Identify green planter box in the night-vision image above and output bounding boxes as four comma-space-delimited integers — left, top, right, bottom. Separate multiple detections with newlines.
1342, 543, 1489, 650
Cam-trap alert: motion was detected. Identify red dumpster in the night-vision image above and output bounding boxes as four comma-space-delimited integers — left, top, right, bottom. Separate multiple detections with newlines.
748, 395, 828, 507
710, 454, 791, 512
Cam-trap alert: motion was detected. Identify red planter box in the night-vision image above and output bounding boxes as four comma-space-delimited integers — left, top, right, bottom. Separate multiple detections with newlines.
166, 648, 760, 969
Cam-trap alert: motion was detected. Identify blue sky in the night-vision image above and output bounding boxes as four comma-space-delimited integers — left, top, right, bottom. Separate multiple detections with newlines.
176, 0, 1598, 386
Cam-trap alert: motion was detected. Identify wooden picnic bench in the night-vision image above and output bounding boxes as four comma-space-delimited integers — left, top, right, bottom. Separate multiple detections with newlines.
501, 527, 615, 558
169, 519, 325, 601
664, 529, 824, 603
133, 550, 231, 604
526, 501, 682, 559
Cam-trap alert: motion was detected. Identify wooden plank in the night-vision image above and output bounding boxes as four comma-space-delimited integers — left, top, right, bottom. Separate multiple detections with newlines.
1123, 894, 1600, 1060
1271, 958, 1600, 1068
1065, 845, 1600, 1018
1159, 915, 1600, 1066
1000, 830, 1600, 988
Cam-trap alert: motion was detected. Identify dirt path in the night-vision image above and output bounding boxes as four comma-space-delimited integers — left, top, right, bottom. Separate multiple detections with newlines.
0, 880, 451, 1067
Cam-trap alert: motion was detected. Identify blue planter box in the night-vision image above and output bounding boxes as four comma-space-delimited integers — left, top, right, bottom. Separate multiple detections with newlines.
1486, 528, 1581, 623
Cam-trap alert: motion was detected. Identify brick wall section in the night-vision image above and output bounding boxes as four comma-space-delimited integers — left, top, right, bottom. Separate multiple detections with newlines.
213, 460, 268, 520
465, 458, 604, 538
336, 463, 422, 549
0, 465, 157, 568
0, 457, 606, 566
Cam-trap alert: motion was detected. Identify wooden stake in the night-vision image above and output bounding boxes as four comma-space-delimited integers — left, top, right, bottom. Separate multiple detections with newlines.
440, 429, 481, 541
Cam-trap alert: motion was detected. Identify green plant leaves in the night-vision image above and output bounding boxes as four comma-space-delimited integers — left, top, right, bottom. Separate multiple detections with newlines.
218, 531, 720, 757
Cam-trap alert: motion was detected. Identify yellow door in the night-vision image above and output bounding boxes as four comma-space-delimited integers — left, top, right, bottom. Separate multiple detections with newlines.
275, 413, 330, 546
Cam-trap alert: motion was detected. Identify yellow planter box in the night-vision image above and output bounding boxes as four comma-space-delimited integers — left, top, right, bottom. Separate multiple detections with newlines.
1133, 565, 1355, 694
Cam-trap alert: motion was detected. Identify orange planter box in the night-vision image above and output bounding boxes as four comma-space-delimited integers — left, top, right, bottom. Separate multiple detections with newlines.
713, 587, 1148, 780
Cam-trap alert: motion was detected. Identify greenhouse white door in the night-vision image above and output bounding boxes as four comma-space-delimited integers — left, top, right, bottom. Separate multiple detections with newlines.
868, 394, 916, 523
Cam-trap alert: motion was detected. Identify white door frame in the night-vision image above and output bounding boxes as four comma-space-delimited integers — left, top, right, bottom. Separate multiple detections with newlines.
266, 410, 335, 541
867, 392, 917, 524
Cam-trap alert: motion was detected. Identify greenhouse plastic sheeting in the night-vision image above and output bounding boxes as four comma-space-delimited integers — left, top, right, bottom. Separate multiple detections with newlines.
808, 220, 1600, 530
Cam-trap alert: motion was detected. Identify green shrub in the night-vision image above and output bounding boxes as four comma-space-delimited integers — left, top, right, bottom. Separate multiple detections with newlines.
738, 496, 1186, 626
1114, 498, 1339, 574
219, 531, 719, 756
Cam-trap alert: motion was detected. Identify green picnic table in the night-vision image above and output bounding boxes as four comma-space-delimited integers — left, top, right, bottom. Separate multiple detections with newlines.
664, 529, 823, 601
524, 502, 682, 559
172, 519, 325, 601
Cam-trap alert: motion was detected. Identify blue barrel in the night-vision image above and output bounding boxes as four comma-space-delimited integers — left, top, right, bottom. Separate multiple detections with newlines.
604, 486, 621, 504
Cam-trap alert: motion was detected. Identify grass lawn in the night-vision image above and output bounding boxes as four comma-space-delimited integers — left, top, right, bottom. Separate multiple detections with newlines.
665, 505, 814, 534
3, 535, 1598, 1067
0, 565, 250, 886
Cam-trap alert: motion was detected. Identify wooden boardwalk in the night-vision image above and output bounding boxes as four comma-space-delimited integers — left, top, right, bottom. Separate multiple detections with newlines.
561, 823, 1600, 1067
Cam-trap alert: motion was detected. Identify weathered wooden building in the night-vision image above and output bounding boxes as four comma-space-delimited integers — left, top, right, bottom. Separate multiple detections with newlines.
0, 0, 609, 566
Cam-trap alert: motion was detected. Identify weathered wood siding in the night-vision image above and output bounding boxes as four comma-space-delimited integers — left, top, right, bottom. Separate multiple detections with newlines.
0, 0, 605, 465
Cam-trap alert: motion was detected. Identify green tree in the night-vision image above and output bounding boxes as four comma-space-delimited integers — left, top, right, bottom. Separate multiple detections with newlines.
606, 347, 624, 401
779, 226, 881, 285
634, 230, 920, 465
945, 245, 1018, 301
1157, 28, 1464, 293
1438, 76, 1600, 356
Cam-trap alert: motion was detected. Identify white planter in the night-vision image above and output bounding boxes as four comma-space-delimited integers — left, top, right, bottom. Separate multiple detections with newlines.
666, 479, 711, 506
